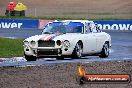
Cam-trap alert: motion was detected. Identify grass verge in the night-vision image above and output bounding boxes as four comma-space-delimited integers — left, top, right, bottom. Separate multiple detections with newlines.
0, 15, 132, 20
0, 38, 23, 58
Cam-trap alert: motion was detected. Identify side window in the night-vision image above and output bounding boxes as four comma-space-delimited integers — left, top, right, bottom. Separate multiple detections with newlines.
85, 23, 92, 34
97, 27, 101, 32
91, 23, 98, 33
95, 23, 101, 32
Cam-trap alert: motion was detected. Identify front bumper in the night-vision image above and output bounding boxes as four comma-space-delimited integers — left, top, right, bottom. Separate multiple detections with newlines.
37, 48, 62, 57
24, 46, 62, 56
24, 45, 73, 57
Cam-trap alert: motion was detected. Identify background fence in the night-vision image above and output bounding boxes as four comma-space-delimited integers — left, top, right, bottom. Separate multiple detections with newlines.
0, 19, 132, 31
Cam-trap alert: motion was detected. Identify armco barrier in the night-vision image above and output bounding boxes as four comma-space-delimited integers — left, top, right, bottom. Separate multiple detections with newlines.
0, 19, 38, 29
94, 20, 132, 31
0, 19, 132, 31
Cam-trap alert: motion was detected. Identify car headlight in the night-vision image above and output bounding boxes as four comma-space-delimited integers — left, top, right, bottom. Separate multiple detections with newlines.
63, 40, 70, 48
24, 41, 29, 45
30, 41, 36, 47
56, 40, 62, 46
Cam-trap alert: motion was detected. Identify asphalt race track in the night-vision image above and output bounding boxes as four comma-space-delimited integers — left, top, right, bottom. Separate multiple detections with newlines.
0, 28, 132, 67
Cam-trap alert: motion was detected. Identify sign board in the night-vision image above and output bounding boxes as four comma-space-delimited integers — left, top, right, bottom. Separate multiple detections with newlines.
94, 20, 132, 31
0, 19, 38, 29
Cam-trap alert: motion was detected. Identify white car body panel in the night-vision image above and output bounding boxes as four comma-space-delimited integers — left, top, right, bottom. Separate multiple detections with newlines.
23, 20, 111, 59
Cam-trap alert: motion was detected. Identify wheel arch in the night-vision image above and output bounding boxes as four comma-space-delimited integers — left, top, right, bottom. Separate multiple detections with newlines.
105, 41, 109, 48
71, 40, 83, 59
100, 41, 110, 51
77, 40, 83, 49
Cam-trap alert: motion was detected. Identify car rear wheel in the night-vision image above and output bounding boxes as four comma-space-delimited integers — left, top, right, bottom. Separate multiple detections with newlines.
99, 42, 109, 58
72, 42, 83, 59
24, 53, 37, 61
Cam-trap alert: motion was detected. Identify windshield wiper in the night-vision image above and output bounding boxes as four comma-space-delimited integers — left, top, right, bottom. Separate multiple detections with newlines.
55, 32, 66, 34
62, 32, 66, 34
43, 32, 53, 34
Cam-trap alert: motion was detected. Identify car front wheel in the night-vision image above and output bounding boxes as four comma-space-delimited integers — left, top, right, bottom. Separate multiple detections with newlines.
72, 42, 83, 59
24, 53, 37, 61
99, 42, 109, 58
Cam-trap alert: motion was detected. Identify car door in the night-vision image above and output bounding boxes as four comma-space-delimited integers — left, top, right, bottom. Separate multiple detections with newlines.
94, 32, 107, 52
82, 25, 97, 54
92, 25, 106, 53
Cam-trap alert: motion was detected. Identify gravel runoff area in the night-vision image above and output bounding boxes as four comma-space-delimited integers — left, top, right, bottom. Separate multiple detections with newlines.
0, 0, 132, 18
0, 61, 132, 88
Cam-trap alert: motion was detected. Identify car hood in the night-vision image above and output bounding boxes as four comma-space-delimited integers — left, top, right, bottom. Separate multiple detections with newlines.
53, 33, 82, 41
24, 33, 82, 42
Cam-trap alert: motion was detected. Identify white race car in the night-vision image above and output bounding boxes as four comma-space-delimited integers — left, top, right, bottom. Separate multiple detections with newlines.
23, 20, 111, 61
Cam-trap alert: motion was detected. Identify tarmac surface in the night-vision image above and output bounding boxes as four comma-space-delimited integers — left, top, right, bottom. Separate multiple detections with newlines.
0, 29, 132, 88
0, 28, 132, 67
0, 61, 132, 88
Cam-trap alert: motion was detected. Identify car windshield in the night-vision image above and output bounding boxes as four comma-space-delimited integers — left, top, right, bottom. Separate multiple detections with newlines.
42, 22, 84, 34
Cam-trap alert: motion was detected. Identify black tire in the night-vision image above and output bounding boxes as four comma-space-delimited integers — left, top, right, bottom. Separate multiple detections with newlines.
24, 53, 37, 61
56, 56, 64, 60
99, 42, 109, 58
72, 42, 83, 59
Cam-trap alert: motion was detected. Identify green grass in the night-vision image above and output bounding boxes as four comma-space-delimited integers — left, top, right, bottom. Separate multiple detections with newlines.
0, 38, 24, 58
63, 12, 114, 15
0, 15, 132, 20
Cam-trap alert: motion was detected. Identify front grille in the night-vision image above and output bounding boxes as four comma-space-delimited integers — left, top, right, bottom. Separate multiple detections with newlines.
37, 49, 58, 56
38, 40, 55, 47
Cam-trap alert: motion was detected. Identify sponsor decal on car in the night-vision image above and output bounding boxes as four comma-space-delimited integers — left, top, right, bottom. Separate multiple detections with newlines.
40, 34, 57, 41
40, 33, 64, 41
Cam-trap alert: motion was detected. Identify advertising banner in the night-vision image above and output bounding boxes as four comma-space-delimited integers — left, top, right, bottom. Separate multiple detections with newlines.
38, 20, 54, 29
38, 20, 132, 31
0, 19, 132, 30
0, 19, 38, 29
94, 20, 132, 31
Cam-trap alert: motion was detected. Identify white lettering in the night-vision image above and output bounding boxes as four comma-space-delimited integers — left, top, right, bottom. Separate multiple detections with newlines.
0, 22, 23, 28
99, 24, 132, 31
97, 24, 102, 30
111, 24, 119, 30
1, 22, 11, 28
130, 25, 132, 31
103, 24, 111, 30
119, 24, 130, 30
11, 23, 17, 28
18, 23, 23, 28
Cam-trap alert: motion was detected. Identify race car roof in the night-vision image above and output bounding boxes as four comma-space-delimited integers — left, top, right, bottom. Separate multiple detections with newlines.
49, 20, 94, 24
